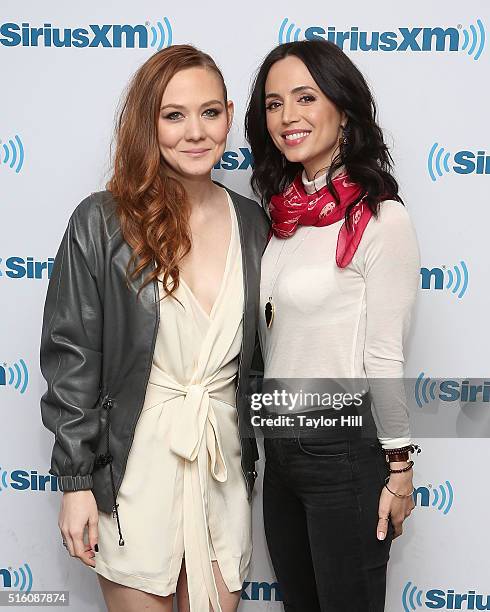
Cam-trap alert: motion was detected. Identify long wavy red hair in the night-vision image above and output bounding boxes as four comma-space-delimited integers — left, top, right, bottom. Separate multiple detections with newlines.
107, 45, 227, 297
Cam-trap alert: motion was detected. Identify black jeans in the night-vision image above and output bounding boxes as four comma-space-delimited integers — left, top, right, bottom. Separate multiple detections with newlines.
263, 435, 393, 612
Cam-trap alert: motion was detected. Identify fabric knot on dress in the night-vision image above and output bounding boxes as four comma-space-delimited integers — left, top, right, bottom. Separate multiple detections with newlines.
170, 382, 227, 483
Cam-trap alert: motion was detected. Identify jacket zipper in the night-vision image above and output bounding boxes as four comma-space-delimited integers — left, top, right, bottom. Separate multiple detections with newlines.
101, 396, 125, 546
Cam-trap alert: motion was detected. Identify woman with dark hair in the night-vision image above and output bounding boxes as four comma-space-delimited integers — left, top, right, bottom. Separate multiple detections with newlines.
245, 40, 420, 611
40, 45, 269, 612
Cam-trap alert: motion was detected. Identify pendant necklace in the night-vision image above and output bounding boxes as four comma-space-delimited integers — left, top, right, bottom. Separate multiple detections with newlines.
265, 228, 313, 329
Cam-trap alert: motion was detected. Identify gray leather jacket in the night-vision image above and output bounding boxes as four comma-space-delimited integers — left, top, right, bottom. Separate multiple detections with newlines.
40, 185, 269, 545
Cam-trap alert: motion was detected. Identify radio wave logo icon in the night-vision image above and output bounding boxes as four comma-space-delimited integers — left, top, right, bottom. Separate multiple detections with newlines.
430, 481, 454, 514
414, 372, 437, 407
460, 19, 485, 60
0, 135, 24, 174
148, 18, 172, 50
0, 359, 29, 394
420, 261, 469, 298
0, 467, 8, 492
427, 143, 452, 182
414, 481, 454, 515
278, 18, 302, 43
445, 261, 469, 298
402, 581, 424, 612
0, 563, 33, 592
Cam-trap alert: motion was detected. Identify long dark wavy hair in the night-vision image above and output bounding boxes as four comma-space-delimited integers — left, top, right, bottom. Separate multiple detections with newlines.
245, 40, 403, 225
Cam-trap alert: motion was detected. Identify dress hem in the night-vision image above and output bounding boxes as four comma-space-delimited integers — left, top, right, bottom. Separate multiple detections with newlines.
91, 556, 248, 598
90, 559, 177, 597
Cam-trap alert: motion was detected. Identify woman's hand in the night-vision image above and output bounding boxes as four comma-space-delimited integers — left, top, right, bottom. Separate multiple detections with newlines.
59, 490, 99, 567
376, 464, 415, 541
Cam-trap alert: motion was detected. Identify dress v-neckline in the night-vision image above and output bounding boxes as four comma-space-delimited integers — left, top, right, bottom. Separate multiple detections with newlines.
179, 191, 235, 320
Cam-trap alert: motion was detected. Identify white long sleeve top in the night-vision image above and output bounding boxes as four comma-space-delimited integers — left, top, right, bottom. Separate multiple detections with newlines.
259, 172, 420, 449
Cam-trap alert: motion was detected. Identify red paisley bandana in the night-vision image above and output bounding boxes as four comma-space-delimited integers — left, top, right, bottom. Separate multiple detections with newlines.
269, 172, 372, 268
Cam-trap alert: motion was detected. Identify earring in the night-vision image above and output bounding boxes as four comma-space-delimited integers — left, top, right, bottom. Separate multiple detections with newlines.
339, 125, 348, 146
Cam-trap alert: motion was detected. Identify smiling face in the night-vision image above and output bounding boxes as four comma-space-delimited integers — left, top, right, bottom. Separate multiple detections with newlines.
157, 66, 233, 179
264, 55, 346, 180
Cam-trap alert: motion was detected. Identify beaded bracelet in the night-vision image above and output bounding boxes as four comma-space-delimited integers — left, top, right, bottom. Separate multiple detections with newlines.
389, 460, 414, 474
385, 444, 421, 455
384, 477, 415, 499
385, 444, 421, 463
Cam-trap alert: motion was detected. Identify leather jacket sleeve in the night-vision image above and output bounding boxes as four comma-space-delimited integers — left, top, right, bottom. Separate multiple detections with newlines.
40, 196, 103, 492
250, 332, 264, 378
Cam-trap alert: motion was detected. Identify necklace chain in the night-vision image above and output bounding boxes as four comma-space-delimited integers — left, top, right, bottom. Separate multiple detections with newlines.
267, 228, 313, 298
264, 228, 313, 329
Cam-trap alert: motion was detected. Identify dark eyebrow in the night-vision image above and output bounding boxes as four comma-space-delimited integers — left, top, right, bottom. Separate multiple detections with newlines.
160, 99, 224, 111
265, 86, 318, 100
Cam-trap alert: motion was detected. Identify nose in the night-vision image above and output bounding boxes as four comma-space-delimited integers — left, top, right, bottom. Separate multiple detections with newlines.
281, 98, 300, 125
185, 114, 206, 141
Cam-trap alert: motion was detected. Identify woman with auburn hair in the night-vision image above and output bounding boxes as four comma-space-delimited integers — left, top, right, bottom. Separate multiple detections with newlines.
245, 40, 420, 611
40, 45, 269, 611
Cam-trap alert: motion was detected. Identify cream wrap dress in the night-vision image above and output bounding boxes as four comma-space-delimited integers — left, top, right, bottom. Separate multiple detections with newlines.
92, 193, 252, 610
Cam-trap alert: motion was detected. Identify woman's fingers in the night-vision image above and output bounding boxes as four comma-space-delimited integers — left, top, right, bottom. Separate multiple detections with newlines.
61, 530, 75, 557
377, 494, 391, 540
71, 528, 96, 567
71, 529, 86, 558
377, 487, 415, 540
59, 490, 99, 567
391, 502, 413, 538
81, 544, 97, 568
392, 517, 403, 539
88, 513, 99, 556
376, 515, 390, 541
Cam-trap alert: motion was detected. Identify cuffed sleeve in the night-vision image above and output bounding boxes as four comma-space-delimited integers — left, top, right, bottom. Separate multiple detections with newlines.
57, 474, 94, 491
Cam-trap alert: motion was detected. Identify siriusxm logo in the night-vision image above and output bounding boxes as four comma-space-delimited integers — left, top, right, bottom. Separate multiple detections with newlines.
402, 581, 490, 611
241, 581, 282, 601
0, 257, 54, 280
278, 18, 485, 60
428, 144, 490, 181
0, 134, 24, 174
415, 374, 490, 408
0, 564, 33, 592
0, 359, 29, 394
0, 466, 58, 493
213, 148, 253, 171
0, 19, 172, 49
420, 261, 469, 299
413, 481, 454, 515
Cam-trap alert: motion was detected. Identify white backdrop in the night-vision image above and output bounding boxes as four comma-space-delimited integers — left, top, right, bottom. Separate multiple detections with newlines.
1, 1, 489, 610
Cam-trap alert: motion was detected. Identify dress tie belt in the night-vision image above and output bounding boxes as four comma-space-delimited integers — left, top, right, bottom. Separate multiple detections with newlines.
147, 375, 236, 611
170, 383, 227, 484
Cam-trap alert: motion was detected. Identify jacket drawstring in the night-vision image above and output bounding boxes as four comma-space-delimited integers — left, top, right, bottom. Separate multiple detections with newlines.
95, 398, 125, 546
